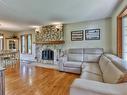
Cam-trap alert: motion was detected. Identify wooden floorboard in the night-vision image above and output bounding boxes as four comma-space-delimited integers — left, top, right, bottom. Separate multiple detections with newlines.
5, 63, 79, 95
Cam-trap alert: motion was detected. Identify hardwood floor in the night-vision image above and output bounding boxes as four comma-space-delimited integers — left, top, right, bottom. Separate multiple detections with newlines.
5, 62, 79, 95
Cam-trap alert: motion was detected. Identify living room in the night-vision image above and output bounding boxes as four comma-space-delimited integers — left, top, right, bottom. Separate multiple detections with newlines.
0, 0, 127, 95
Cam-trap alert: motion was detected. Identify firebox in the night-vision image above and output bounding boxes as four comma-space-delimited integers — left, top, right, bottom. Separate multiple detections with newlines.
42, 49, 54, 60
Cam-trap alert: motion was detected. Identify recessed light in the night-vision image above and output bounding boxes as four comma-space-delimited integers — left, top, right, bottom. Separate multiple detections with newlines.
52, 22, 62, 25
29, 25, 40, 28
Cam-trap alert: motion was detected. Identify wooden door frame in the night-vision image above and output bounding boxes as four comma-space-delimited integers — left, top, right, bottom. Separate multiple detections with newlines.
117, 6, 127, 57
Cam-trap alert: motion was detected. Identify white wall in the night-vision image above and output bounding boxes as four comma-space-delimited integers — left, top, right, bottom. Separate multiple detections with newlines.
112, 0, 127, 54
63, 18, 112, 52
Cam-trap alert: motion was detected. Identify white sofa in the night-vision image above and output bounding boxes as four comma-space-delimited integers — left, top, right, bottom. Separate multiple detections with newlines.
58, 48, 103, 74
58, 48, 127, 95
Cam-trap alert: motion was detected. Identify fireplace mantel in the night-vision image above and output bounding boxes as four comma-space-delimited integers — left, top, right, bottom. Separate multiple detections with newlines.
33, 40, 65, 45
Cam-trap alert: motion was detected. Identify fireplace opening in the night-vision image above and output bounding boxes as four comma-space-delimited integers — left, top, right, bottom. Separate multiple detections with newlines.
42, 49, 54, 60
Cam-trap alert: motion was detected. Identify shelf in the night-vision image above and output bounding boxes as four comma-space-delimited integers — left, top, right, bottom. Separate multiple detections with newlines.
33, 40, 65, 45
6, 38, 19, 39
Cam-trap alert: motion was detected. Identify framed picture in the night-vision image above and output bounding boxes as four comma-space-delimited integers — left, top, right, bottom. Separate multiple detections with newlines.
85, 29, 100, 40
71, 30, 84, 41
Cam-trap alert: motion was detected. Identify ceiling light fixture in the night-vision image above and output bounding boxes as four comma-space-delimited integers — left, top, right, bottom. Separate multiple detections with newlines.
52, 22, 62, 25
0, 36, 3, 39
55, 24, 62, 29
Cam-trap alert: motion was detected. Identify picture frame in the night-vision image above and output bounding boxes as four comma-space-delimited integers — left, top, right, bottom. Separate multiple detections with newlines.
71, 30, 84, 41
85, 29, 100, 40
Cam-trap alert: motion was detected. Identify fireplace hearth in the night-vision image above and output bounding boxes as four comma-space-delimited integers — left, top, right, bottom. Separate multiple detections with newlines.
35, 44, 62, 64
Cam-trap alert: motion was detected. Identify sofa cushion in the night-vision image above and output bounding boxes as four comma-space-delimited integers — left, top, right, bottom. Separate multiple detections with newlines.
71, 79, 127, 95
103, 61, 124, 83
104, 54, 127, 72
68, 48, 83, 62
68, 54, 83, 62
99, 55, 124, 83
84, 48, 104, 54
81, 62, 87, 69
82, 63, 102, 76
64, 61, 82, 68
80, 71, 103, 82
68, 48, 83, 54
63, 67, 81, 74
83, 48, 103, 63
99, 55, 110, 72
83, 54, 102, 63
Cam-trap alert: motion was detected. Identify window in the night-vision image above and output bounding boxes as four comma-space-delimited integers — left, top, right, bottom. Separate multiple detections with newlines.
21, 34, 32, 54
122, 16, 127, 61
117, 6, 127, 58
9, 40, 16, 49
21, 35, 26, 53
27, 34, 32, 54
0, 34, 3, 50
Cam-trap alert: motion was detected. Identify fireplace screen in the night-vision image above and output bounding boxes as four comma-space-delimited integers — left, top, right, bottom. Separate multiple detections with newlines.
42, 49, 54, 60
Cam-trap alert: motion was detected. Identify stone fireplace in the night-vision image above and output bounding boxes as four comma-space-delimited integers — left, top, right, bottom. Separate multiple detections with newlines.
34, 24, 65, 64
35, 45, 63, 64
42, 49, 54, 60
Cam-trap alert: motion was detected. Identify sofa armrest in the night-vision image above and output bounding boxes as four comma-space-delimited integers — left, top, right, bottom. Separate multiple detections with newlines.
58, 55, 67, 71
70, 79, 127, 95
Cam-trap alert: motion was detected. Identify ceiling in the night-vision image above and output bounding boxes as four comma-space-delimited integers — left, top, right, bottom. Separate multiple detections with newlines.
0, 0, 122, 31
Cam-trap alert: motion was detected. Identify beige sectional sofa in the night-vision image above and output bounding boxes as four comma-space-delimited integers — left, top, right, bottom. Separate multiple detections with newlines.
58, 48, 127, 95
58, 48, 103, 74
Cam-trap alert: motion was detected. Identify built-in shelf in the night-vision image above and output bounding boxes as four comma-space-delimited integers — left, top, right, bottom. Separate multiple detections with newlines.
33, 40, 65, 45
6, 38, 19, 50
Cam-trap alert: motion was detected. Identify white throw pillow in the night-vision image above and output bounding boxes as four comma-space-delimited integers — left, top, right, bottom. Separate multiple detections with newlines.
99, 55, 110, 72
103, 61, 124, 83
99, 55, 124, 84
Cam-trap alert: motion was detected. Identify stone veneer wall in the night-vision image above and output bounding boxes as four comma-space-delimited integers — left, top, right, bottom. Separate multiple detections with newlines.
35, 24, 64, 42
35, 25, 64, 64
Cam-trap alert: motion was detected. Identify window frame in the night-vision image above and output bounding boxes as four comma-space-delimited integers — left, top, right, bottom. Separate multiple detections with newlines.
117, 6, 127, 57
0, 34, 4, 50
21, 35, 26, 54
27, 34, 32, 54
21, 34, 32, 54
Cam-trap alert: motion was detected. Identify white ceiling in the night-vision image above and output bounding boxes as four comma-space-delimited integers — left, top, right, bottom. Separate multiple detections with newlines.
0, 0, 122, 31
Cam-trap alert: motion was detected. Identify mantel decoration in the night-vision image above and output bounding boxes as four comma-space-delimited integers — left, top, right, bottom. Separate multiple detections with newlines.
9, 33, 18, 39
85, 29, 100, 40
71, 30, 84, 41
35, 24, 64, 44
